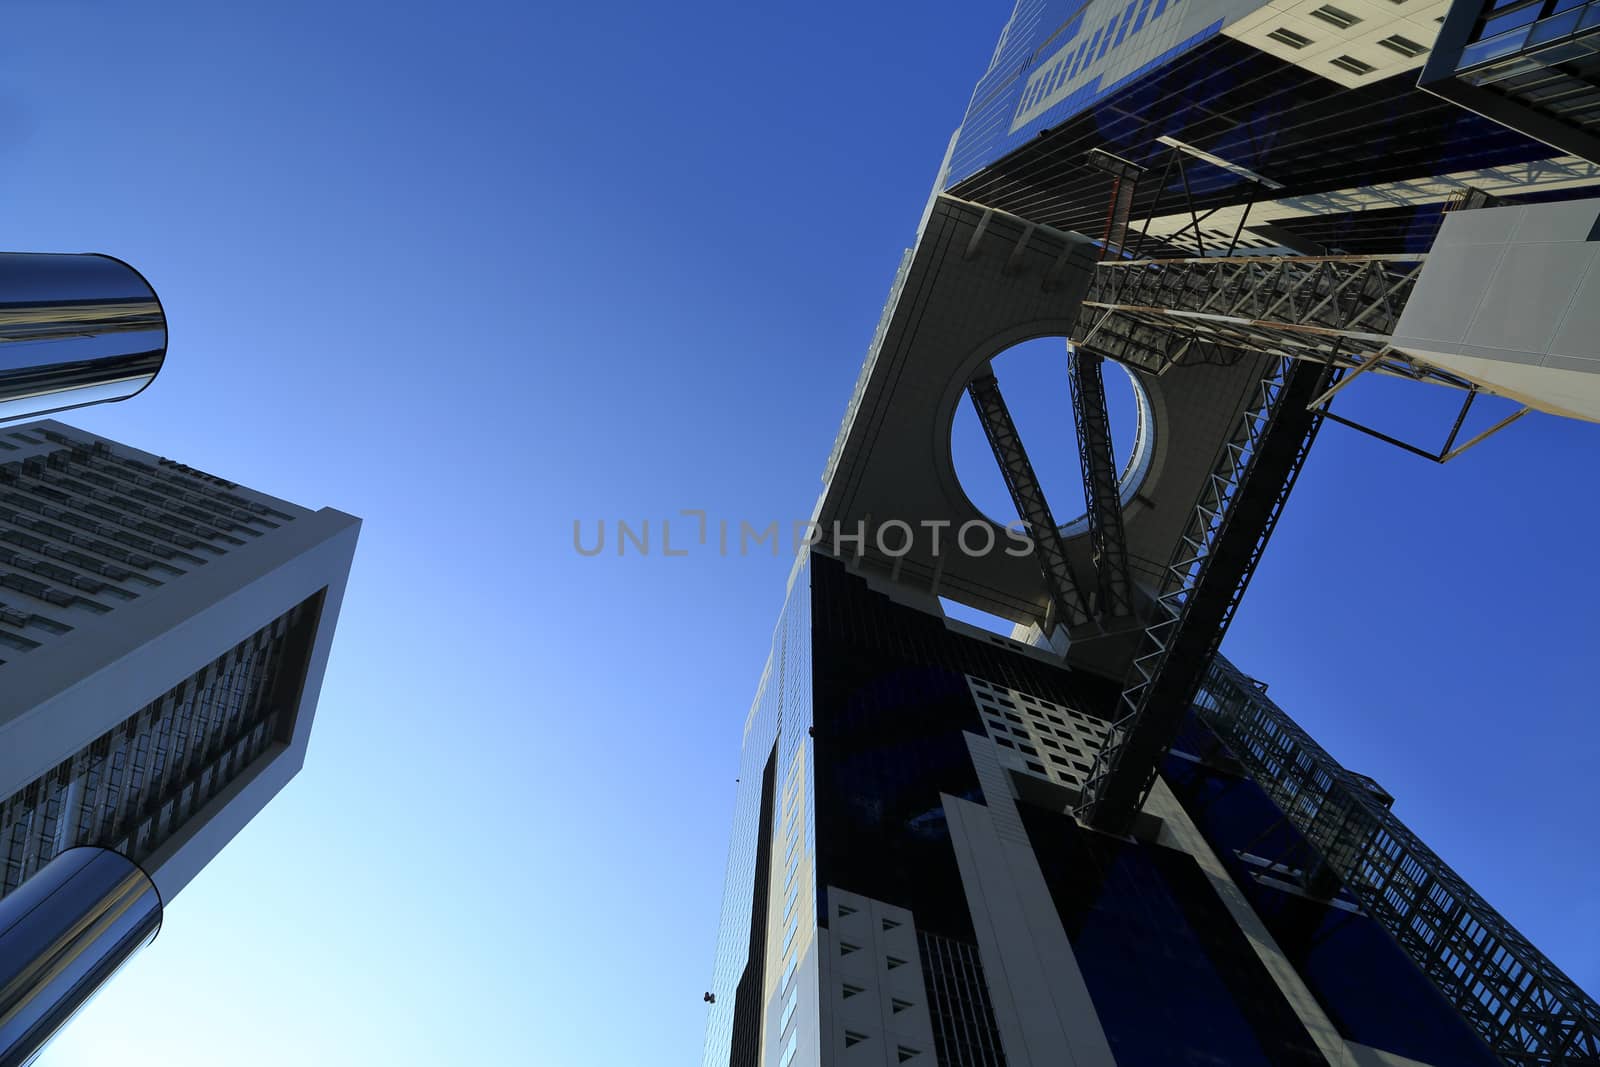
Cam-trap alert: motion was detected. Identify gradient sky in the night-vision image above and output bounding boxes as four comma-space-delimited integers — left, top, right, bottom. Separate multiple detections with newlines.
3, 2, 1596, 1064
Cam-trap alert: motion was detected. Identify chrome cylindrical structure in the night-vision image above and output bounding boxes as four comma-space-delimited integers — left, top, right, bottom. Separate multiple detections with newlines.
0, 847, 162, 1067
0, 253, 167, 425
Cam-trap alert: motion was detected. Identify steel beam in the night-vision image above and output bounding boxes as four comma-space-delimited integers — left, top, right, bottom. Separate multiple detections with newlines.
1077, 253, 1483, 395
1067, 346, 1133, 618
1075, 354, 1332, 834
967, 369, 1091, 632
1199, 657, 1600, 1065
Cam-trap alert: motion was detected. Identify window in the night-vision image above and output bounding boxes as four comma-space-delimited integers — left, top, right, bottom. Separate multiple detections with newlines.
1310, 4, 1361, 27
1330, 53, 1376, 73
1267, 26, 1314, 47
1379, 33, 1428, 55
780, 986, 799, 1033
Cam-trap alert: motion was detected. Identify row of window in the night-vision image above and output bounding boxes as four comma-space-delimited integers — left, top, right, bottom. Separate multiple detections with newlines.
0, 601, 307, 895
969, 675, 1112, 788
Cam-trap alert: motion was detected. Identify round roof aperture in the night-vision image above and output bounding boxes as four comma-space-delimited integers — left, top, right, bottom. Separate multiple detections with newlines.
950, 335, 1154, 536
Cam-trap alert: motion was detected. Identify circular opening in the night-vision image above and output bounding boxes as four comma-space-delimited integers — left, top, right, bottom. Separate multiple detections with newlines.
951, 336, 1146, 530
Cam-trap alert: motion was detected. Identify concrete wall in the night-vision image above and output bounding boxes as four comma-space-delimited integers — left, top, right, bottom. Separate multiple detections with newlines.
1392, 197, 1600, 422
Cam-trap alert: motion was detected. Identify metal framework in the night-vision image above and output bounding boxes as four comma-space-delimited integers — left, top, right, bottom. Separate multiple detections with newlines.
1310, 367, 1535, 464
966, 369, 1091, 631
1198, 657, 1600, 1065
1067, 346, 1133, 618
1076, 253, 1479, 390
1075, 353, 1333, 833
1084, 148, 1143, 259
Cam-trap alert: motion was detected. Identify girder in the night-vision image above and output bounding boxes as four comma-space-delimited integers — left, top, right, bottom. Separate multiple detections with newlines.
966, 369, 1091, 631
1079, 253, 1477, 390
1075, 353, 1332, 834
1199, 657, 1600, 1066
1067, 346, 1133, 619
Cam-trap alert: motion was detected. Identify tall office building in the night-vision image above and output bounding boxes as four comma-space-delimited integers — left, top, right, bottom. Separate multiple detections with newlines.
701, 0, 1600, 1062
0, 419, 358, 904
704, 552, 1598, 1066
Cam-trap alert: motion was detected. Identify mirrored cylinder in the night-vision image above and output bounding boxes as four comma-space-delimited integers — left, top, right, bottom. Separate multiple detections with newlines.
0, 847, 163, 1067
0, 253, 168, 426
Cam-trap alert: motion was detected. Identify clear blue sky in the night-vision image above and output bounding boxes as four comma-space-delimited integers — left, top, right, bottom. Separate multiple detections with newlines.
4, 2, 1595, 1064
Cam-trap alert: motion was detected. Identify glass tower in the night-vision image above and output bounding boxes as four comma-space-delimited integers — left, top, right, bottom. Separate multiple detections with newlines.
702, 552, 1593, 1066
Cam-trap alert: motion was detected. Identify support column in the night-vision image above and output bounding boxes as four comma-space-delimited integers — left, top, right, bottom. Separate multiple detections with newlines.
0, 846, 162, 1067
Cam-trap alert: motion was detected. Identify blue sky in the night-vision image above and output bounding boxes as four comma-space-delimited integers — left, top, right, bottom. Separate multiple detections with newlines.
3, 1, 1595, 1064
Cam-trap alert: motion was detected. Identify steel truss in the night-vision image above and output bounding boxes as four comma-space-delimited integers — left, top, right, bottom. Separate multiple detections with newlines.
1198, 657, 1600, 1065
967, 370, 1091, 631
1067, 346, 1133, 618
1075, 354, 1332, 834
1085, 148, 1143, 260
1076, 253, 1477, 390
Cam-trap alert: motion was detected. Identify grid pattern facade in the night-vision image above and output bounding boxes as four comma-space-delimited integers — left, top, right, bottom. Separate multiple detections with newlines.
966, 675, 1110, 791
0, 593, 318, 896
703, 559, 815, 1067
0, 425, 298, 663
917, 931, 1007, 1067
947, 29, 1565, 257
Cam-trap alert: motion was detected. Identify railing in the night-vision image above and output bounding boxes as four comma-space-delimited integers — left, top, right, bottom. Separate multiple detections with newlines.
1199, 657, 1600, 1065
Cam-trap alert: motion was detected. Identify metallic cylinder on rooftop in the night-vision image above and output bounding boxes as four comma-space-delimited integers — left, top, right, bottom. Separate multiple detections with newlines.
0, 847, 163, 1067
0, 253, 168, 426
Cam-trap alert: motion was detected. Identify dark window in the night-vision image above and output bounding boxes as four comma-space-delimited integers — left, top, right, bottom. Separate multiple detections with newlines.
1331, 54, 1376, 73
1267, 27, 1314, 48
1378, 34, 1428, 56
1311, 4, 1361, 27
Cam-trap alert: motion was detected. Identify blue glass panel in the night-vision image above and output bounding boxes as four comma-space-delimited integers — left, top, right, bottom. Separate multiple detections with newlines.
1581, 1, 1600, 30
1162, 714, 1504, 1067
1460, 26, 1535, 66
1530, 8, 1584, 43
1482, 4, 1541, 37
1022, 806, 1324, 1065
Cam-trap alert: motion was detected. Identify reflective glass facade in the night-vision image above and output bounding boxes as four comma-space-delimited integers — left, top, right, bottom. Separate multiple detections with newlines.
702, 550, 1593, 1064
944, 0, 1600, 258
1422, 0, 1600, 162
1022, 803, 1327, 1065
702, 557, 813, 1067
1163, 714, 1502, 1065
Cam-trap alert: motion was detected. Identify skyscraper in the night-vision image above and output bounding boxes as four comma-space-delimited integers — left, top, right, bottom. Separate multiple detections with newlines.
701, 0, 1600, 1062
705, 552, 1600, 1066
0, 418, 358, 904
